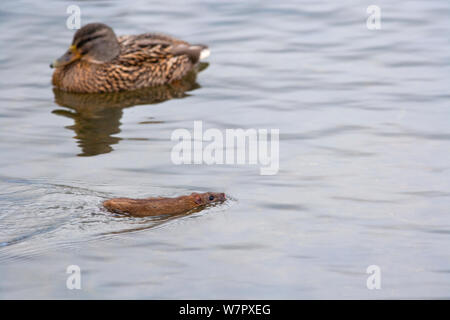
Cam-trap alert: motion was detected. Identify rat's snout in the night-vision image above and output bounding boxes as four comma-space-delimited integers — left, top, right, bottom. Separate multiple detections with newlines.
219, 193, 226, 201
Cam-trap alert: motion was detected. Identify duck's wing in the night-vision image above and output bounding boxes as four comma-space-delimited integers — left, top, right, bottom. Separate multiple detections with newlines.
117, 33, 209, 65
118, 33, 190, 46
106, 33, 208, 88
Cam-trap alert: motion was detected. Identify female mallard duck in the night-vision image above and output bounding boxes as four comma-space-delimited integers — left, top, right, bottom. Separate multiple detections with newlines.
50, 23, 210, 93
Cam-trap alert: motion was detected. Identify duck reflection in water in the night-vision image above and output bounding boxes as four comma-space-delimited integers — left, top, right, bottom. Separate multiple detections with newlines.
52, 63, 207, 156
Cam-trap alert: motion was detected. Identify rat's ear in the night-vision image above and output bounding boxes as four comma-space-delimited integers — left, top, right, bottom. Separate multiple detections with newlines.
194, 195, 203, 205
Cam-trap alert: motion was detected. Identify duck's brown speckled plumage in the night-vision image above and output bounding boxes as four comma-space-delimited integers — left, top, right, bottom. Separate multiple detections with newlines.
51, 24, 209, 93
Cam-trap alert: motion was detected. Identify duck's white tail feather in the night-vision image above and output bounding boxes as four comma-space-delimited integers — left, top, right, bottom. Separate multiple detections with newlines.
171, 44, 210, 63
199, 48, 210, 60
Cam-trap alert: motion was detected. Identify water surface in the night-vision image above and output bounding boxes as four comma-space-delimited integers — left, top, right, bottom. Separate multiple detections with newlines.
0, 0, 449, 299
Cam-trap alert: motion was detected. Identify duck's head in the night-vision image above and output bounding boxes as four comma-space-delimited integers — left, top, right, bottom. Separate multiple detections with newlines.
50, 23, 120, 68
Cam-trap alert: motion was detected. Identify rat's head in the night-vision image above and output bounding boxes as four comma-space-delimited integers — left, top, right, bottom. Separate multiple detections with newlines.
50, 23, 120, 68
191, 192, 226, 206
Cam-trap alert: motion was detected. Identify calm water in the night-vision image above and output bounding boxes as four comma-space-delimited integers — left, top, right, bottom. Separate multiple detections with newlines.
0, 0, 449, 299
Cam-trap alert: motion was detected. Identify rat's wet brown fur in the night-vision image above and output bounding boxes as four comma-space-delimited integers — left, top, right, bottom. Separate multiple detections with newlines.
103, 192, 226, 217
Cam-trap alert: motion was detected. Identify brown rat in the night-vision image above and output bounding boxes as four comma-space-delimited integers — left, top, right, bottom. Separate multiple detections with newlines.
103, 192, 226, 217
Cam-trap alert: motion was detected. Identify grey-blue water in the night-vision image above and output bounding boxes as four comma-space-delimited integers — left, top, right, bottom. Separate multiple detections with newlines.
0, 0, 449, 299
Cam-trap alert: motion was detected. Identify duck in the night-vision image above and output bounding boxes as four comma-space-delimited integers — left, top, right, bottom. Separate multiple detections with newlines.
50, 23, 210, 93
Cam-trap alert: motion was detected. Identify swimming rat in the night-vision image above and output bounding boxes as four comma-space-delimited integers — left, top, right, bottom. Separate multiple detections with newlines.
103, 192, 226, 217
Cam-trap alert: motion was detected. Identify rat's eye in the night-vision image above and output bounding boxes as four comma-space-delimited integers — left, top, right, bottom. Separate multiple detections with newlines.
209, 195, 214, 201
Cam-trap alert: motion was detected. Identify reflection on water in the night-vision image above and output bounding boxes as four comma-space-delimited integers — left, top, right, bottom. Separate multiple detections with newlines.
105, 200, 229, 235
51, 65, 206, 156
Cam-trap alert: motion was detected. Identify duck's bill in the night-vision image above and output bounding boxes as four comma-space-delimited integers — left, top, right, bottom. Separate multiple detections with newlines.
50, 47, 79, 68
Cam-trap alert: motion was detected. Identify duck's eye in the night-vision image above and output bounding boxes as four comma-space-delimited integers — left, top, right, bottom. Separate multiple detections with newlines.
209, 195, 214, 201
